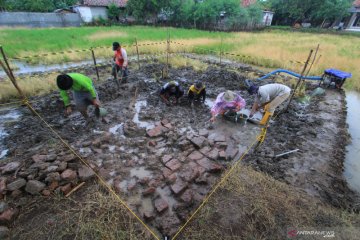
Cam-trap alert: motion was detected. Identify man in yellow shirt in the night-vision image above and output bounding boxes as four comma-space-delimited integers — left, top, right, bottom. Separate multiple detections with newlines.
188, 81, 206, 104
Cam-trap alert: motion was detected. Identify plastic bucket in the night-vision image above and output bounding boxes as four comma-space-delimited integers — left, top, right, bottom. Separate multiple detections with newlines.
95, 107, 107, 117
236, 113, 248, 123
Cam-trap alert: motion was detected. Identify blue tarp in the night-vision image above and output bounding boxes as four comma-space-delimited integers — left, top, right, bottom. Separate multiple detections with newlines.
324, 69, 352, 79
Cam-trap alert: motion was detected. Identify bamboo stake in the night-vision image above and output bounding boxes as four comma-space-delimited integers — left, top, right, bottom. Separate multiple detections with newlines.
0, 60, 36, 114
65, 182, 85, 198
305, 44, 320, 78
286, 49, 313, 110
0, 45, 29, 103
90, 48, 100, 82
220, 36, 223, 64
0, 46, 16, 80
135, 38, 140, 70
299, 44, 320, 91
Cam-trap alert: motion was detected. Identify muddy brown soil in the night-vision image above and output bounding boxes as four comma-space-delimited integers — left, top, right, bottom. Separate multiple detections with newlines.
0, 56, 358, 239
1, 58, 263, 237
244, 87, 360, 211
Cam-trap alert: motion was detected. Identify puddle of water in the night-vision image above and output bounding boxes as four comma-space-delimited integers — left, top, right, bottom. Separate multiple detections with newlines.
0, 110, 21, 159
79, 147, 92, 154
130, 166, 152, 179
140, 197, 155, 213
0, 150, 8, 159
156, 186, 177, 214
109, 123, 124, 135
133, 100, 155, 130
93, 130, 105, 134
119, 180, 128, 192
344, 91, 360, 194
108, 145, 116, 152
204, 98, 214, 109
239, 108, 262, 121
0, 60, 100, 77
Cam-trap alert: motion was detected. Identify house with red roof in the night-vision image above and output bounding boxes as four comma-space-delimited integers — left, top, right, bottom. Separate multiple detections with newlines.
74, 0, 127, 23
346, 0, 360, 31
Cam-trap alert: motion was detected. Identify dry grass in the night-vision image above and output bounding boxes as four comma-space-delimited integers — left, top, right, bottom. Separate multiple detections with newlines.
179, 165, 360, 239
12, 183, 152, 240
0, 73, 58, 102
225, 32, 359, 90
158, 55, 209, 72
87, 30, 128, 40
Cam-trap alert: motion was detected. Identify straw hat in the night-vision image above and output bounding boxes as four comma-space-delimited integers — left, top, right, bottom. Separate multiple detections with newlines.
223, 90, 236, 102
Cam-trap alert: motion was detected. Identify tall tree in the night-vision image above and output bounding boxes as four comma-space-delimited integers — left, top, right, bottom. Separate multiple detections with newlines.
268, 0, 353, 25
4, 0, 77, 12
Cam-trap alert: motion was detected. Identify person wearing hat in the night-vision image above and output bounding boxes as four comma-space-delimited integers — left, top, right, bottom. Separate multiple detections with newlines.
56, 73, 100, 120
248, 83, 291, 125
188, 81, 206, 104
210, 90, 246, 122
112, 42, 128, 85
160, 81, 184, 106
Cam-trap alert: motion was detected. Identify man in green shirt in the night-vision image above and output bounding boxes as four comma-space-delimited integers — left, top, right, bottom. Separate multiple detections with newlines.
56, 73, 100, 120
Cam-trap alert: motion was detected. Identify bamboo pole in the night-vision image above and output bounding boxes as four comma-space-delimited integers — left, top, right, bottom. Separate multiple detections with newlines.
90, 48, 100, 82
0, 60, 36, 115
0, 46, 15, 80
166, 30, 170, 68
286, 49, 313, 110
220, 36, 223, 64
135, 38, 140, 70
299, 44, 320, 91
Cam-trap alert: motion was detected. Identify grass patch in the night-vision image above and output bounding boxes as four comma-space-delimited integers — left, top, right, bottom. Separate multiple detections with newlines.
158, 55, 209, 72
0, 73, 58, 102
179, 165, 360, 239
12, 183, 151, 240
0, 26, 359, 91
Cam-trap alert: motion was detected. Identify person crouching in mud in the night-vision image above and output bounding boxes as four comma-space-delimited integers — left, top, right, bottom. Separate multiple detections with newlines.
248, 83, 291, 125
160, 81, 184, 106
210, 90, 246, 122
56, 73, 100, 121
188, 81, 206, 105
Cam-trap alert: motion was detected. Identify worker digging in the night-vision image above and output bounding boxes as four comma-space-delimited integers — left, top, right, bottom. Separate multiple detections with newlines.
56, 73, 101, 125
248, 83, 291, 125
112, 41, 128, 87
159, 81, 184, 106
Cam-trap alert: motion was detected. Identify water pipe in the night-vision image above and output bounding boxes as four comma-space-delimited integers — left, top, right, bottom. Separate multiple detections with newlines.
257, 69, 323, 81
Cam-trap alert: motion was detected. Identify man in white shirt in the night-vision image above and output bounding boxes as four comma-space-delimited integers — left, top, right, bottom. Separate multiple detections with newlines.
248, 83, 291, 125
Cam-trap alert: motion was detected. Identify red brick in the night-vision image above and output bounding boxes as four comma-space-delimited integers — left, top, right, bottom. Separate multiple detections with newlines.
61, 169, 77, 181
219, 151, 226, 160
206, 148, 220, 160
142, 187, 156, 196
197, 158, 224, 173
170, 179, 187, 195
60, 183, 72, 195
0, 207, 19, 224
165, 159, 182, 171
180, 189, 193, 203
154, 198, 169, 213
187, 151, 203, 161
162, 155, 172, 164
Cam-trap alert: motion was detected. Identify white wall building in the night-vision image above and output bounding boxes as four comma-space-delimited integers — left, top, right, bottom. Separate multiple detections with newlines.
74, 0, 127, 23
346, 1, 360, 32
263, 11, 274, 26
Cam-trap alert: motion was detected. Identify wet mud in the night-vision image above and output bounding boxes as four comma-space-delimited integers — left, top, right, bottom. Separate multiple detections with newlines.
0, 56, 358, 237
